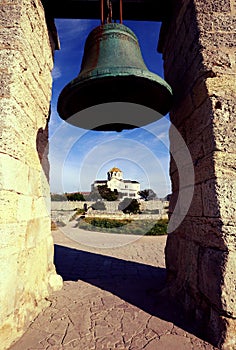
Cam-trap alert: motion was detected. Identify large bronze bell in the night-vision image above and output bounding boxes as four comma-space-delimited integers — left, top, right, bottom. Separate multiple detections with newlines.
57, 16, 172, 131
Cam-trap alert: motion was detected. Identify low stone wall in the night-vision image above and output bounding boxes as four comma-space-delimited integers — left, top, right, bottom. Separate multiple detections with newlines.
86, 211, 164, 221
51, 201, 94, 211
51, 200, 168, 213
103, 201, 120, 212
51, 201, 168, 225
51, 210, 76, 225
139, 200, 168, 211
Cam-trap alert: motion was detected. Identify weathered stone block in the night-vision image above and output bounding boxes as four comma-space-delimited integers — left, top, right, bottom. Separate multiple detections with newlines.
168, 190, 179, 215
187, 136, 205, 164
194, 154, 215, 184
216, 178, 236, 221
213, 13, 235, 32
0, 222, 26, 252
185, 99, 213, 144
201, 32, 236, 49
0, 4, 21, 28
31, 196, 50, 220
165, 232, 180, 283
198, 247, 226, 311
170, 170, 179, 193
169, 143, 193, 168
0, 26, 22, 50
0, 190, 18, 224
17, 195, 33, 222
187, 184, 203, 217
202, 48, 233, 74
207, 76, 236, 100
196, 0, 231, 13
0, 71, 12, 97
166, 234, 200, 299
202, 179, 220, 217
0, 154, 30, 195
169, 183, 196, 216
222, 316, 236, 350
0, 126, 42, 170
222, 251, 236, 316
214, 152, 236, 176
0, 251, 18, 324
179, 217, 227, 250
28, 167, 50, 198
25, 217, 50, 249
202, 124, 216, 156
221, 224, 236, 249
170, 93, 194, 127
191, 78, 208, 108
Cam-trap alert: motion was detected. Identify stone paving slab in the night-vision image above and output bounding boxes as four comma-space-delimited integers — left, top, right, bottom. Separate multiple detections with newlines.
9, 225, 218, 349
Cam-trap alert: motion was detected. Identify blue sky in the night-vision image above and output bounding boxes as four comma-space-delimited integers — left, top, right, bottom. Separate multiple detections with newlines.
49, 19, 171, 198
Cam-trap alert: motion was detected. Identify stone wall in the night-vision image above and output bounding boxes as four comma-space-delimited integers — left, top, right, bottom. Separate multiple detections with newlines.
51, 199, 168, 213
159, 0, 236, 348
51, 201, 95, 211
0, 1, 62, 349
86, 211, 163, 221
51, 200, 168, 225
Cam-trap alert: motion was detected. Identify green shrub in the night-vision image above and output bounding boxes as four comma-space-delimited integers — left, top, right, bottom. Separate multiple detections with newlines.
83, 217, 131, 228
91, 201, 106, 211
118, 198, 140, 214
51, 193, 67, 201
145, 219, 168, 236
66, 192, 85, 201
76, 217, 168, 236
97, 185, 118, 201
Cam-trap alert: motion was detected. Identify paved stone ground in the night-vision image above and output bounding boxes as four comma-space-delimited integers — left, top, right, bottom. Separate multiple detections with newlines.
9, 223, 217, 350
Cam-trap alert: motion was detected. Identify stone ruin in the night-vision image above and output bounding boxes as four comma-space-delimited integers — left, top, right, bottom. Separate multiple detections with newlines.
0, 0, 235, 349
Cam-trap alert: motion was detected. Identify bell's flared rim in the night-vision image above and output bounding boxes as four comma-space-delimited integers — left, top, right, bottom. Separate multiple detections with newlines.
58, 68, 173, 124
73, 67, 172, 95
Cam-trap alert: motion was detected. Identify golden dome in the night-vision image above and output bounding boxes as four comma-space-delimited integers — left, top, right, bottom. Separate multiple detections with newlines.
109, 167, 122, 173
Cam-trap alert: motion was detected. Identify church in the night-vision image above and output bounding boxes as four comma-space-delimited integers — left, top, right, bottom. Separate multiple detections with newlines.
91, 167, 140, 199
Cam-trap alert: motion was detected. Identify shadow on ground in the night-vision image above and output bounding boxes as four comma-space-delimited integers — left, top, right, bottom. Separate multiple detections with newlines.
54, 244, 203, 340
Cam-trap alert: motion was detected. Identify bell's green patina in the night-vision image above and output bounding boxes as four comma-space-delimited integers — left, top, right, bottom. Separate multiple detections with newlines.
57, 23, 173, 131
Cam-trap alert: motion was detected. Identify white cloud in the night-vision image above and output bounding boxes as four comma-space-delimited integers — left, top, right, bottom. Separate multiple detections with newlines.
55, 19, 100, 52
48, 118, 171, 196
51, 66, 62, 80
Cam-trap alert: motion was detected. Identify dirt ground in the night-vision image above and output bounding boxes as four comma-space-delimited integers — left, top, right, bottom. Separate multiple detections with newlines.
9, 223, 217, 349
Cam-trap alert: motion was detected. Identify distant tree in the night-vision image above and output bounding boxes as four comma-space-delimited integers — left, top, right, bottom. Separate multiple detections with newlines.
118, 198, 140, 214
147, 189, 157, 200
138, 189, 156, 201
138, 189, 149, 201
91, 201, 106, 211
65, 192, 85, 201
51, 193, 67, 201
97, 185, 118, 201
86, 189, 101, 201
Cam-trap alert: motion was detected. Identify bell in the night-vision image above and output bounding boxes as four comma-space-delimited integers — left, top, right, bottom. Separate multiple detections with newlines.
57, 22, 172, 132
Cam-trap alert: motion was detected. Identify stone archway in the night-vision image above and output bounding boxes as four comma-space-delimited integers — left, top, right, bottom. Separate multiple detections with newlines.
0, 0, 235, 349
0, 1, 62, 349
159, 1, 235, 347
